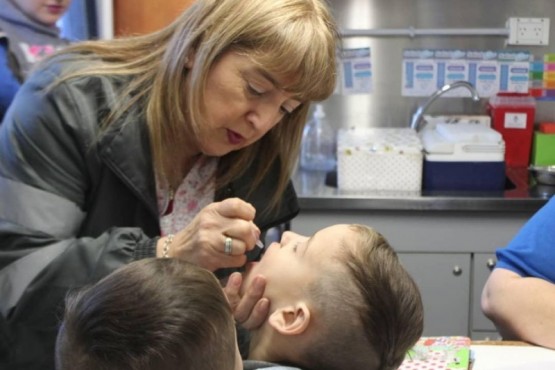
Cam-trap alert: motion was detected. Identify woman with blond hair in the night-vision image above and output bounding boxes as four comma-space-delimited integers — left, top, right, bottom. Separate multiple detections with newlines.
0, 0, 339, 368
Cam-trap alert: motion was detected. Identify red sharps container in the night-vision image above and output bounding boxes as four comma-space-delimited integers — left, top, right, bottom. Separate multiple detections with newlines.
487, 93, 536, 167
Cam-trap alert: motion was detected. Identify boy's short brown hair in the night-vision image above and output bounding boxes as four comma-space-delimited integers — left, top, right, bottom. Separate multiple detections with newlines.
301, 224, 424, 370
55, 258, 238, 370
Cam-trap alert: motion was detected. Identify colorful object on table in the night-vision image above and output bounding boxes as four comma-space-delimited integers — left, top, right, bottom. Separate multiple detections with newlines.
532, 122, 555, 166
399, 336, 471, 370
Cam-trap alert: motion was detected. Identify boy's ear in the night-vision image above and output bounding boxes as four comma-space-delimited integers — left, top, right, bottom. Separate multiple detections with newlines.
268, 302, 311, 336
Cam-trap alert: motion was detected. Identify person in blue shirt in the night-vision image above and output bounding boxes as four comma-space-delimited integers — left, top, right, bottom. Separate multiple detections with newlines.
0, 0, 71, 121
481, 195, 555, 349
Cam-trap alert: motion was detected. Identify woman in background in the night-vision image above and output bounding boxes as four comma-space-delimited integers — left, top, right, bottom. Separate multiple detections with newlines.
0, 0, 338, 368
0, 0, 72, 121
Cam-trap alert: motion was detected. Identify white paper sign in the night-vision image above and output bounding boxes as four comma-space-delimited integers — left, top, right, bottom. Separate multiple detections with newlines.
340, 47, 372, 94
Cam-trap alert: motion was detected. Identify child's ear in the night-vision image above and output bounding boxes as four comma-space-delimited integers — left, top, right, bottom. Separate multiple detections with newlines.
268, 302, 311, 336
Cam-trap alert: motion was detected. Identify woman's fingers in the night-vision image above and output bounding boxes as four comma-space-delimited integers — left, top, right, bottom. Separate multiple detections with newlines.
223, 272, 243, 308
220, 232, 257, 256
216, 199, 260, 251
216, 197, 256, 220
240, 297, 270, 330
171, 198, 261, 270
232, 274, 268, 326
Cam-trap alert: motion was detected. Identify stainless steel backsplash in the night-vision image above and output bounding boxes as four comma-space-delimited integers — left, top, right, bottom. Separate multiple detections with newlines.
322, 0, 555, 130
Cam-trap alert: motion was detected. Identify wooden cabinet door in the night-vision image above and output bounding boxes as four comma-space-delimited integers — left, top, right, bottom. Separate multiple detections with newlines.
398, 252, 471, 337
114, 0, 195, 36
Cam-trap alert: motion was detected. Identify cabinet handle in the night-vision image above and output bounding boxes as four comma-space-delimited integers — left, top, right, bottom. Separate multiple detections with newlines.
452, 265, 463, 276
486, 258, 496, 271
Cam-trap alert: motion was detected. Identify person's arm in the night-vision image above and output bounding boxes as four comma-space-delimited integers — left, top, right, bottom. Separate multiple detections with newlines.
481, 267, 555, 348
0, 61, 159, 370
0, 39, 21, 122
481, 197, 555, 348
0, 59, 156, 270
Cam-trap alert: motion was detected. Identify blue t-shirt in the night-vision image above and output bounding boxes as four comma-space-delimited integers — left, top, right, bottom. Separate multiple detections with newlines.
0, 41, 21, 123
495, 196, 555, 282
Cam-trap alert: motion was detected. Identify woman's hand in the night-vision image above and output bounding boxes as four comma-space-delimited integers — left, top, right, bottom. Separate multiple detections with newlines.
158, 197, 261, 271
224, 272, 270, 330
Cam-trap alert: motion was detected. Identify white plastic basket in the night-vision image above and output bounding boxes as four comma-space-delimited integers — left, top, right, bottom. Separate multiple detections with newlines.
337, 128, 423, 192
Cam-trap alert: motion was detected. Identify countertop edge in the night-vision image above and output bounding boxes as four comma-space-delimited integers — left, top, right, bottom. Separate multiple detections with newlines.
297, 196, 549, 212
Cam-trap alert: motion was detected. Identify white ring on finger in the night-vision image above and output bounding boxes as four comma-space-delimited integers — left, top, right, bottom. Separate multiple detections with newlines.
224, 237, 233, 255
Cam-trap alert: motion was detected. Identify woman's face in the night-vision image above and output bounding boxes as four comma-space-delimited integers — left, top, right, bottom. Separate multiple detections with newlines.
12, 0, 72, 26
192, 51, 302, 157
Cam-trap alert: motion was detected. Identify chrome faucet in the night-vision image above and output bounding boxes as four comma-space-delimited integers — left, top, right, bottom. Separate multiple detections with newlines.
410, 81, 481, 132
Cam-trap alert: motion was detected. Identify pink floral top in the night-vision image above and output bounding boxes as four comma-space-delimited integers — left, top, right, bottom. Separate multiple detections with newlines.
156, 156, 218, 236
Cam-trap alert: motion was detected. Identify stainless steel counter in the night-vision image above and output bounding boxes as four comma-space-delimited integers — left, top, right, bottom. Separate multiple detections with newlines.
293, 167, 553, 213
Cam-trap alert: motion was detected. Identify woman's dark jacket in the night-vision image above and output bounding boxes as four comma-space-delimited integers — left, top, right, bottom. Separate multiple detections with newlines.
0, 57, 299, 369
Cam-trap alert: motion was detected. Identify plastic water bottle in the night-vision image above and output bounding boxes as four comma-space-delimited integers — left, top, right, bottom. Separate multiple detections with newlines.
300, 104, 336, 171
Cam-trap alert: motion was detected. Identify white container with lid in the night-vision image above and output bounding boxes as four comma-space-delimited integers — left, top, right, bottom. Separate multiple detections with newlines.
420, 115, 505, 162
337, 127, 423, 192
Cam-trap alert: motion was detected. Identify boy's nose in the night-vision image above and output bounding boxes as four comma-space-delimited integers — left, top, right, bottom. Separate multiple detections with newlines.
280, 231, 301, 244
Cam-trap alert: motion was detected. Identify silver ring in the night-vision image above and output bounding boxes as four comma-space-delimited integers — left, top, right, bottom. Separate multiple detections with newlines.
224, 237, 233, 255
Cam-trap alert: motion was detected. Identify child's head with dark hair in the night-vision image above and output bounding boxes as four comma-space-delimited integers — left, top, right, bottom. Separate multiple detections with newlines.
55, 258, 241, 370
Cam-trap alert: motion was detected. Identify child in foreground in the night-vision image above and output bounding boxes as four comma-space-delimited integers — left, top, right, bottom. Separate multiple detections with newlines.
55, 258, 242, 370
238, 224, 424, 370
56, 224, 424, 370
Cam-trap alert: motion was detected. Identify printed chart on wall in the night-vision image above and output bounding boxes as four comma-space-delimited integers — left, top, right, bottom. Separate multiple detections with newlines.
339, 47, 372, 94
401, 49, 531, 98
399, 336, 472, 370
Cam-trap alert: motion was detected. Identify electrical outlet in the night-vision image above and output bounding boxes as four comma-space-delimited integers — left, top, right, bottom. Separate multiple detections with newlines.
507, 17, 550, 45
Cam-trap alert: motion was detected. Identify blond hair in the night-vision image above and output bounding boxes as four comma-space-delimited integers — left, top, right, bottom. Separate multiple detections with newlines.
47, 0, 338, 213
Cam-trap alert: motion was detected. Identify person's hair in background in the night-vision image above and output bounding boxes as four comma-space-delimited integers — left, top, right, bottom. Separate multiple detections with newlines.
49, 0, 338, 214
55, 258, 242, 370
